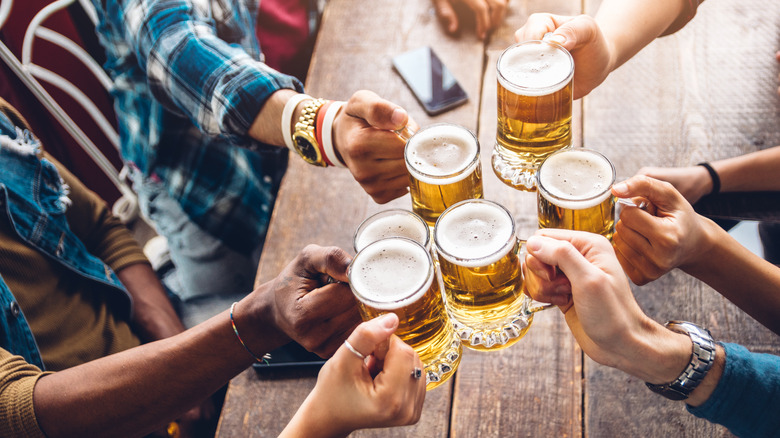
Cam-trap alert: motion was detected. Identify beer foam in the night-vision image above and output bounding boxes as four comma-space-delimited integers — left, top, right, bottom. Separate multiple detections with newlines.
538, 149, 615, 209
349, 238, 433, 310
498, 42, 573, 96
405, 124, 479, 185
435, 201, 515, 267
355, 212, 429, 252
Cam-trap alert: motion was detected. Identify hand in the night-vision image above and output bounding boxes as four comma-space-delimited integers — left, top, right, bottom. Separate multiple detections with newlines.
332, 90, 418, 204
281, 313, 426, 437
432, 0, 509, 40
514, 14, 613, 99
612, 176, 713, 285
636, 165, 712, 204
242, 245, 362, 358
524, 230, 690, 383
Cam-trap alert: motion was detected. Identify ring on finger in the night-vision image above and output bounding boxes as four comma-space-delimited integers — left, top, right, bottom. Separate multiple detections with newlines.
343, 340, 366, 360
411, 367, 423, 379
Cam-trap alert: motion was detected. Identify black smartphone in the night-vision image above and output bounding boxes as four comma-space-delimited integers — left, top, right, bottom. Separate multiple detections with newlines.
392, 46, 468, 115
252, 341, 326, 371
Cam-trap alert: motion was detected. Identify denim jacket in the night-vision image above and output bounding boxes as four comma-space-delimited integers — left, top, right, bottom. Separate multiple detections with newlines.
0, 112, 131, 370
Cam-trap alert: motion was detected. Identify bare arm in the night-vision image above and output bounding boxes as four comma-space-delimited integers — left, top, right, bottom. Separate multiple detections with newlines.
116, 263, 185, 342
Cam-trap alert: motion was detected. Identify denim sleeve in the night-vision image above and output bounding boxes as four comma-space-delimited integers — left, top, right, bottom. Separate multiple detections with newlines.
105, 0, 303, 138
687, 342, 780, 436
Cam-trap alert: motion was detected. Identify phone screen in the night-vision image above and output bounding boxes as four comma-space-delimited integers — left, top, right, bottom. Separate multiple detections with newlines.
393, 47, 468, 115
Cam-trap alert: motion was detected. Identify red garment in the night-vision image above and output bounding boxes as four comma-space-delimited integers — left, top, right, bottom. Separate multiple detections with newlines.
256, 0, 313, 81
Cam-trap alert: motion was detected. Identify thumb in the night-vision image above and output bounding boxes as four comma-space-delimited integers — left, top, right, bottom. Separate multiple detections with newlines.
546, 14, 599, 54
612, 175, 686, 211
526, 234, 600, 285
345, 90, 409, 131
340, 313, 399, 362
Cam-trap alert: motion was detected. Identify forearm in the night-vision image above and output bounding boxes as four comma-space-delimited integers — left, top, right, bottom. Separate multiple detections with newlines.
595, 0, 689, 72
117, 263, 185, 342
682, 218, 780, 335
33, 285, 289, 438
711, 146, 780, 193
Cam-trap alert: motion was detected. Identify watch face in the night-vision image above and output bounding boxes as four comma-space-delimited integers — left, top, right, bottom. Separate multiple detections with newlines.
294, 135, 319, 163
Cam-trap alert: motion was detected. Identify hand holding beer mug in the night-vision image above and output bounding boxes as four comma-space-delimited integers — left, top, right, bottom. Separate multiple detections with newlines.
353, 209, 431, 253
434, 199, 549, 351
493, 40, 574, 191
348, 237, 462, 390
405, 123, 484, 227
536, 148, 616, 239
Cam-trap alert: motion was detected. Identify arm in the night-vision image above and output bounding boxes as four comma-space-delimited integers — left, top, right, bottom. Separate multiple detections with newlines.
31, 244, 361, 437
522, 230, 723, 406
638, 145, 780, 204
514, 0, 694, 99
281, 313, 426, 438
611, 176, 780, 335
50, 154, 185, 341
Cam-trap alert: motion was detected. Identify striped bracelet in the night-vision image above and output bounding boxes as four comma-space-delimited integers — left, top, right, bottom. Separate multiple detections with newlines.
230, 302, 269, 364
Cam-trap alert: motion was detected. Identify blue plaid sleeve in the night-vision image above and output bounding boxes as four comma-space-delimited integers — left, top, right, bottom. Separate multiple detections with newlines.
107, 0, 303, 139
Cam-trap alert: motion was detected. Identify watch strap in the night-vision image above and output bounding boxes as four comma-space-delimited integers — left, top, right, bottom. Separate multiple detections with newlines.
292, 98, 327, 166
645, 320, 716, 401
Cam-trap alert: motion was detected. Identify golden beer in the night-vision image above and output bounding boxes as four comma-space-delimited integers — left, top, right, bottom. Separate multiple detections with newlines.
348, 237, 461, 390
537, 148, 616, 239
493, 40, 574, 191
353, 209, 430, 253
434, 199, 534, 351
405, 123, 484, 226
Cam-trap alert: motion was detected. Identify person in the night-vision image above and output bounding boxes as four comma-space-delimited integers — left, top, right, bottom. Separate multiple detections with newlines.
513, 0, 709, 100
522, 227, 780, 437
90, 0, 419, 326
1, 305, 425, 437
432, 0, 510, 40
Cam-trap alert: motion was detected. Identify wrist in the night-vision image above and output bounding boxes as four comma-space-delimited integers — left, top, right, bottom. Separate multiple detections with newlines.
678, 215, 721, 275
233, 285, 289, 356
614, 318, 691, 384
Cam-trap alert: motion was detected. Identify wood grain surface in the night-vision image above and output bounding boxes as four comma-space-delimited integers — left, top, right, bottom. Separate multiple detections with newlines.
217, 0, 780, 436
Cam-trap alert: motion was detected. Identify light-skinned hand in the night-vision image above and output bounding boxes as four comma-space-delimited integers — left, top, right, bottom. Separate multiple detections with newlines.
635, 165, 713, 204
612, 175, 713, 285
433, 0, 509, 40
281, 313, 426, 438
333, 90, 418, 204
514, 13, 613, 99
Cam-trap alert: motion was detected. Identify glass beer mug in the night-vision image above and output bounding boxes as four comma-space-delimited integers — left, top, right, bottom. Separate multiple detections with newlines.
348, 237, 461, 390
434, 199, 549, 351
493, 40, 575, 191
536, 148, 617, 240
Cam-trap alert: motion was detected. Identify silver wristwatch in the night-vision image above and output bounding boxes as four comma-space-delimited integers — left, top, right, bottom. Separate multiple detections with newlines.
645, 320, 716, 401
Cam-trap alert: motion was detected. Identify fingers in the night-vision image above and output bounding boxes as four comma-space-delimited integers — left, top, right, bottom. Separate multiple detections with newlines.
525, 234, 600, 287
345, 90, 408, 131
342, 313, 399, 362
298, 244, 352, 283
432, 0, 459, 34
612, 175, 685, 212
374, 336, 426, 425
522, 254, 572, 305
487, 0, 508, 30
463, 0, 491, 39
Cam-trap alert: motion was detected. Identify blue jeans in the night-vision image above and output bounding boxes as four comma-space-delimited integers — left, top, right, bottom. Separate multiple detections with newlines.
135, 175, 260, 327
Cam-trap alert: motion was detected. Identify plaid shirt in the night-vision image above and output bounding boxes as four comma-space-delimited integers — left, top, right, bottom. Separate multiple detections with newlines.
93, 0, 304, 254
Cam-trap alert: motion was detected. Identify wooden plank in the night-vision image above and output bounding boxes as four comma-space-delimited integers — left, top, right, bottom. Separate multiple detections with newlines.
448, 0, 584, 435
219, 0, 486, 436
583, 0, 780, 436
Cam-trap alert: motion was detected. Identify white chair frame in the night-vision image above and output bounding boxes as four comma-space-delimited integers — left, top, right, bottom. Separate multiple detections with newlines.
0, 0, 139, 223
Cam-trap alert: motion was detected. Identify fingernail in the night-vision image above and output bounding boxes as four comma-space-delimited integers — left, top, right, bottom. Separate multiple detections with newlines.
526, 236, 542, 252
548, 34, 566, 45
378, 312, 398, 330
612, 182, 629, 196
391, 108, 406, 127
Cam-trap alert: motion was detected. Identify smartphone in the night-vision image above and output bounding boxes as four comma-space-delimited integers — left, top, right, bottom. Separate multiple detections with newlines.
392, 46, 468, 115
252, 341, 326, 371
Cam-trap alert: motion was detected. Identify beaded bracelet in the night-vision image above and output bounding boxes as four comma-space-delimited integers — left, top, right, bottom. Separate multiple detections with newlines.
697, 162, 721, 195
230, 302, 269, 364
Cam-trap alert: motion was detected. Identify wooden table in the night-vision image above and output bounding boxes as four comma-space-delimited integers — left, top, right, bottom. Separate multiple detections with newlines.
216, 0, 780, 436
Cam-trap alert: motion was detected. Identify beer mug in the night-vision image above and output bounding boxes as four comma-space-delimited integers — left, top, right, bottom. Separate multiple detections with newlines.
405, 123, 484, 227
434, 199, 547, 351
348, 237, 462, 390
536, 148, 616, 239
493, 40, 574, 191
353, 209, 431, 253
